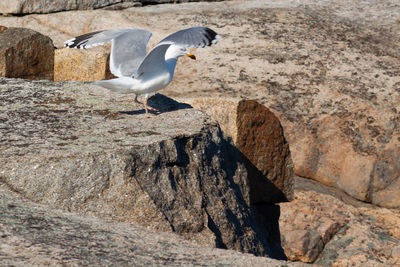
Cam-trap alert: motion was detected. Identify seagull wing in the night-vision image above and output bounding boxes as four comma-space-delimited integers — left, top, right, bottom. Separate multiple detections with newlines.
64, 28, 152, 77
134, 27, 221, 77
157, 26, 221, 48
134, 44, 171, 78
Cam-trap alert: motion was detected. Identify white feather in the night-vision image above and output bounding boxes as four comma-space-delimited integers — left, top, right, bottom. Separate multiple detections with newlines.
92, 77, 138, 94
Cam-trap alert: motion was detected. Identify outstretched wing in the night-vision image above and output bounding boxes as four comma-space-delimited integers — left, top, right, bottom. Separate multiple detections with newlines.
134, 44, 171, 78
64, 28, 152, 77
157, 26, 221, 48
134, 27, 221, 78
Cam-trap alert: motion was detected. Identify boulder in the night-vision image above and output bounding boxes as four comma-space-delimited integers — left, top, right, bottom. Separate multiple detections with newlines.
0, 77, 285, 259
0, 27, 54, 80
279, 177, 400, 265
54, 46, 113, 82
0, 0, 132, 15
181, 97, 294, 204
0, 192, 301, 266
0, 0, 219, 15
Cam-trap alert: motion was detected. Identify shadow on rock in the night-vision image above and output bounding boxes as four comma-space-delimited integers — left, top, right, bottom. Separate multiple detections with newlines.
227, 144, 288, 260
128, 115, 287, 260
119, 94, 192, 115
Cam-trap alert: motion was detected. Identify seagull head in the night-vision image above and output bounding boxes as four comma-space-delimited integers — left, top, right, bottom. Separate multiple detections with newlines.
165, 45, 196, 60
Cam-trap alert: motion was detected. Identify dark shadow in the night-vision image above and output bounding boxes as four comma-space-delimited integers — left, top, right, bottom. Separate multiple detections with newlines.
241, 155, 289, 205
128, 102, 288, 260
252, 204, 287, 260
119, 94, 192, 116
223, 142, 288, 260
192, 127, 288, 260
205, 210, 228, 249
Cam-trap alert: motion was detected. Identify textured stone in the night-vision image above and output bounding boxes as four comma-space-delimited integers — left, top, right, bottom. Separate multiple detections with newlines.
102, 1, 142, 10
0, 0, 222, 15
1, 0, 398, 207
140, 0, 399, 208
279, 177, 400, 265
0, 77, 285, 259
391, 246, 400, 266
0, 192, 301, 267
281, 229, 324, 263
54, 47, 113, 82
0, 27, 54, 80
181, 98, 294, 204
13, 0, 396, 207
0, 0, 130, 15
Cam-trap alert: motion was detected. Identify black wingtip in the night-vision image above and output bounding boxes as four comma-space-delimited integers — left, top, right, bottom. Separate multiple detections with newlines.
204, 27, 221, 46
64, 30, 103, 49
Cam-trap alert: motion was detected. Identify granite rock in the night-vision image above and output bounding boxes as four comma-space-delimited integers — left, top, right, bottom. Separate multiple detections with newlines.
0, 0, 133, 15
4, 0, 396, 207
0, 0, 221, 15
141, 0, 400, 208
0, 77, 283, 258
54, 46, 113, 82
0, 191, 301, 266
181, 97, 294, 204
279, 177, 400, 265
0, 27, 53, 80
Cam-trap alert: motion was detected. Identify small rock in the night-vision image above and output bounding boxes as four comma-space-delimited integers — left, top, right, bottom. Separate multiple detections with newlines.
281, 229, 324, 263
54, 46, 113, 82
181, 97, 294, 204
0, 27, 54, 80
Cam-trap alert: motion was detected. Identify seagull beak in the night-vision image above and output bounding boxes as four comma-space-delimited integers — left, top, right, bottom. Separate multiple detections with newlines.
186, 53, 196, 60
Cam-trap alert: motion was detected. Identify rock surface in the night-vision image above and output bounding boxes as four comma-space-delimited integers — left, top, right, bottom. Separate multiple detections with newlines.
54, 47, 113, 81
0, 191, 301, 266
0, 77, 285, 259
279, 177, 400, 265
143, 0, 400, 208
181, 97, 294, 204
0, 0, 131, 15
0, 0, 220, 15
0, 27, 53, 80
3, 0, 397, 207
0, 0, 399, 264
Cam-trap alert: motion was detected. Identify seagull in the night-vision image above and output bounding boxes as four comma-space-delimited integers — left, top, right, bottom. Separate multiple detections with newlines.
64, 26, 221, 116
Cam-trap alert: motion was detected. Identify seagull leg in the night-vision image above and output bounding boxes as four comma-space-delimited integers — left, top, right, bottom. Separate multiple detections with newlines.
134, 94, 141, 104
143, 94, 159, 117
143, 95, 158, 117
144, 96, 151, 117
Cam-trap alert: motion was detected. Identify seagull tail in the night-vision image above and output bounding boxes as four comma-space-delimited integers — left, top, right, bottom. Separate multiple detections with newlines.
92, 77, 136, 94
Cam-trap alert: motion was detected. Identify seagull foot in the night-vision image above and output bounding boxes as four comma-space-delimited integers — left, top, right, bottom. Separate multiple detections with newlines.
147, 106, 159, 112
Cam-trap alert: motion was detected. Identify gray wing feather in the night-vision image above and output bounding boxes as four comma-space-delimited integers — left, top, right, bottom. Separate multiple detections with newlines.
110, 30, 152, 77
64, 28, 152, 77
158, 26, 220, 48
134, 44, 171, 78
